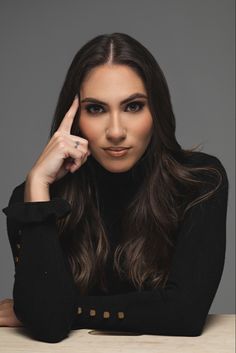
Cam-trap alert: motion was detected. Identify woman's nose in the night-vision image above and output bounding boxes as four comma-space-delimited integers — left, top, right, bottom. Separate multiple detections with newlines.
105, 116, 127, 140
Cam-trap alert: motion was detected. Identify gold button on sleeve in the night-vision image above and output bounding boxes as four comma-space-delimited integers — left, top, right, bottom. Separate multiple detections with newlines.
117, 311, 125, 319
77, 306, 82, 315
103, 311, 110, 319
16, 243, 21, 249
89, 309, 96, 317
15, 256, 19, 263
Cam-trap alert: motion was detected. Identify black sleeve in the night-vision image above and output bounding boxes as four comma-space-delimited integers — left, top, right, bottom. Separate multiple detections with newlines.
2, 155, 229, 340
2, 181, 79, 343
69, 155, 229, 336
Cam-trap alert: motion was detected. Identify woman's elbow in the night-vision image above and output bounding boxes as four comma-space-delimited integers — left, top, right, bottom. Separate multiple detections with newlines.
179, 324, 204, 337
156, 322, 204, 337
169, 299, 207, 336
151, 309, 206, 337
176, 314, 205, 337
13, 303, 72, 343
17, 316, 71, 343
29, 327, 70, 343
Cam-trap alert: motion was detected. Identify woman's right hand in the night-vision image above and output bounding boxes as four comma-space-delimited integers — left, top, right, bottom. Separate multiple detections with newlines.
0, 299, 23, 327
27, 95, 91, 186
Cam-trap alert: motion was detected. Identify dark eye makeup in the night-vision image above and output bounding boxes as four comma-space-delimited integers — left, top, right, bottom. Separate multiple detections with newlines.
84, 100, 146, 115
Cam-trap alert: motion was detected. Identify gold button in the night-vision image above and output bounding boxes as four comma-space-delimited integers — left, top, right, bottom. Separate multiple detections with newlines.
89, 309, 96, 317
15, 256, 19, 263
16, 243, 21, 249
117, 311, 125, 319
77, 306, 82, 315
103, 311, 110, 319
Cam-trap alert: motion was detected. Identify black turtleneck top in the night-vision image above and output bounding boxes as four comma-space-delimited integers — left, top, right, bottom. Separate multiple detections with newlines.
1, 151, 229, 343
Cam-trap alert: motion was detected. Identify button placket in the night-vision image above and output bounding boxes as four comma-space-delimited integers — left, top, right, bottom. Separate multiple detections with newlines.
117, 311, 125, 319
77, 305, 125, 321
89, 309, 96, 317
103, 311, 110, 319
15, 229, 23, 264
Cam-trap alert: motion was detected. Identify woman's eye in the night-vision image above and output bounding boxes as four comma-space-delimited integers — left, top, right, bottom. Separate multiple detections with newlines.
85, 101, 145, 115
126, 101, 145, 112
85, 104, 104, 114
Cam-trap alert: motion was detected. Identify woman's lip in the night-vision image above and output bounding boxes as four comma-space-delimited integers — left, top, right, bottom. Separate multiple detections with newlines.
104, 147, 131, 151
103, 148, 131, 157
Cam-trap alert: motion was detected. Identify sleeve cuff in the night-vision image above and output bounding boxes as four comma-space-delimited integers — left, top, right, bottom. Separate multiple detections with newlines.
2, 197, 72, 224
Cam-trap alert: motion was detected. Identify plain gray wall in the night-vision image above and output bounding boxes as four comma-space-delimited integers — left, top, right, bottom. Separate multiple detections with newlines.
0, 0, 235, 313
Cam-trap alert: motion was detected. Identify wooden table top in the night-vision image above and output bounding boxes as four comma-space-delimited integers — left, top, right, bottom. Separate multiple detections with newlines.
0, 315, 235, 353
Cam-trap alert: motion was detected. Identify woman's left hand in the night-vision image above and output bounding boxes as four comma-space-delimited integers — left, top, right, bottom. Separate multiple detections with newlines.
0, 298, 23, 327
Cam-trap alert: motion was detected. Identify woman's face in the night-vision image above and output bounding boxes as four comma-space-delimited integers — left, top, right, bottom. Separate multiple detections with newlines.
78, 64, 153, 173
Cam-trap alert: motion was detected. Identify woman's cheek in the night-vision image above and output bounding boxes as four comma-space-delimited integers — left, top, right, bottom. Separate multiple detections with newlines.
135, 114, 153, 140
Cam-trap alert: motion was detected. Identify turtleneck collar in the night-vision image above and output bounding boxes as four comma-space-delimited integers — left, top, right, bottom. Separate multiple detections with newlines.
87, 152, 148, 190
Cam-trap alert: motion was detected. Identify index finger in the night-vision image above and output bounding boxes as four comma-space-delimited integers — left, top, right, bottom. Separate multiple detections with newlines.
57, 95, 79, 134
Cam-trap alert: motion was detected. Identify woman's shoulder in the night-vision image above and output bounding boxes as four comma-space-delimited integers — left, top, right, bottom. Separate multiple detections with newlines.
8, 180, 26, 204
183, 151, 227, 176
182, 150, 229, 191
182, 150, 225, 167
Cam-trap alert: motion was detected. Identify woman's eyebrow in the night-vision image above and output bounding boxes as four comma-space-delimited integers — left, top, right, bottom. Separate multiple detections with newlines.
80, 93, 148, 105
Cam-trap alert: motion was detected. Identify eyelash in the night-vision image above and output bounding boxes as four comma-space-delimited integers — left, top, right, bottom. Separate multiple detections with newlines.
84, 101, 145, 115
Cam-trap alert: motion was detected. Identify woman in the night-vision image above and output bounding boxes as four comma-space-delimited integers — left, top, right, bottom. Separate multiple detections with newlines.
0, 32, 229, 342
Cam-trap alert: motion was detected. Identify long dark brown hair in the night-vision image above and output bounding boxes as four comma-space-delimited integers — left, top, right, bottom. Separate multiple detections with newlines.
49, 32, 224, 296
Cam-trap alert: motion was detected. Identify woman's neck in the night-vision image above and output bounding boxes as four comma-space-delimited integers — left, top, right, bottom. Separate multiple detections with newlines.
88, 154, 148, 191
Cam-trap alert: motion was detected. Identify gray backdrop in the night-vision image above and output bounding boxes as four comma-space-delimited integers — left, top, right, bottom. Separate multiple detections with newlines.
0, 0, 235, 313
